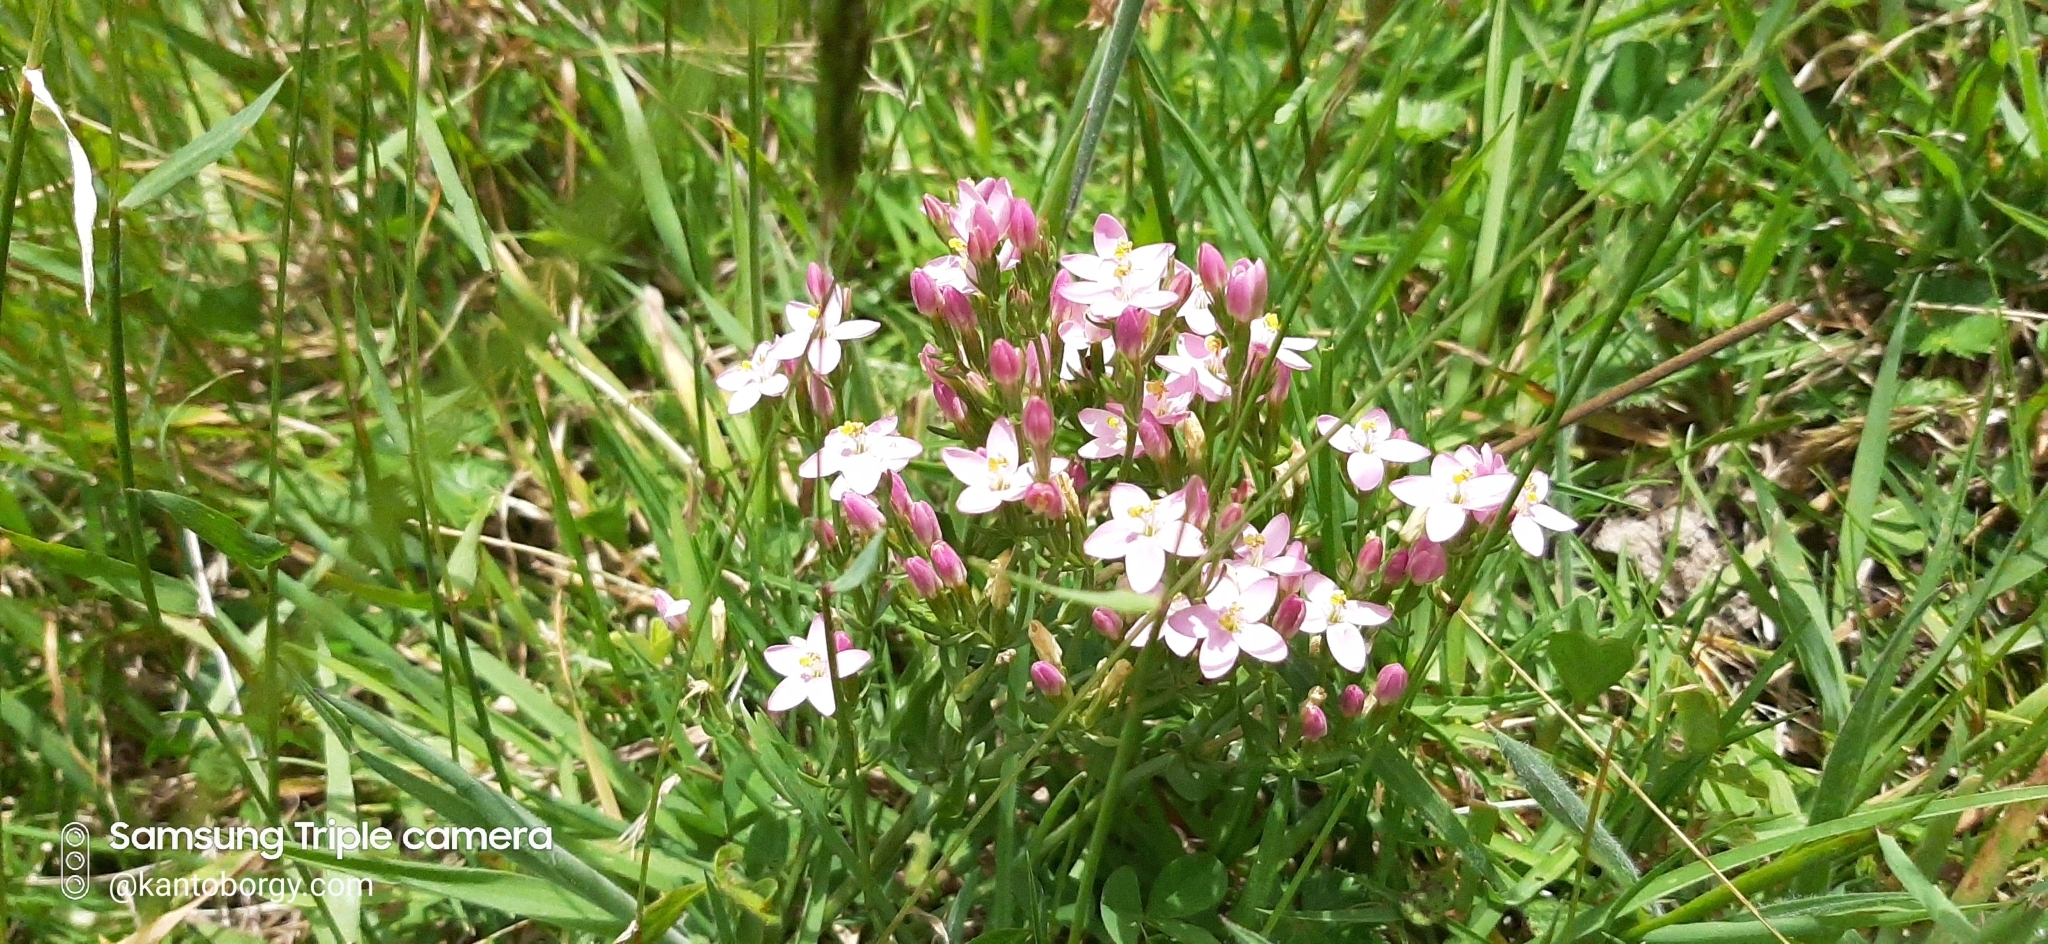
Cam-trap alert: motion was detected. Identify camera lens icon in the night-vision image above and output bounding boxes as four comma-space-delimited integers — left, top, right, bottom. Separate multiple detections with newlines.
59, 822, 90, 901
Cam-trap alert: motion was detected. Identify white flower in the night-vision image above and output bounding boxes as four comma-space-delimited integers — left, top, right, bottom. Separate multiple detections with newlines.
764, 615, 871, 716
1249, 313, 1315, 371
768, 288, 880, 375
715, 341, 792, 414
1389, 451, 1516, 543
1231, 515, 1313, 578
1315, 409, 1431, 491
1508, 471, 1578, 556
1082, 483, 1206, 594
1297, 573, 1390, 673
1155, 332, 1233, 403
650, 590, 692, 629
941, 418, 1069, 514
799, 417, 923, 500
1077, 407, 1131, 459
1166, 566, 1288, 680
1057, 215, 1179, 322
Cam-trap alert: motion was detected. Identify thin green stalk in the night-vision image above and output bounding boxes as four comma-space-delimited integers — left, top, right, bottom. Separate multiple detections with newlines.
0, 0, 57, 324
1064, 639, 1164, 944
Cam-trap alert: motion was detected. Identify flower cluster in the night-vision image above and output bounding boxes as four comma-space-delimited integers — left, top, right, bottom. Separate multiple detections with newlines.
715, 176, 1580, 717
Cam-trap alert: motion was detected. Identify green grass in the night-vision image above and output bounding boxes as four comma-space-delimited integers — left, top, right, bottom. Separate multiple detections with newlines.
3, 0, 2048, 942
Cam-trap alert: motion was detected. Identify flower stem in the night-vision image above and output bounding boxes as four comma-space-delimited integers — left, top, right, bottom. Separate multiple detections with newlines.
1064, 636, 1162, 944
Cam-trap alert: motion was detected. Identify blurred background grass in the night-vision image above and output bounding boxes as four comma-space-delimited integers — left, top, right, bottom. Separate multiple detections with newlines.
2, 0, 2048, 941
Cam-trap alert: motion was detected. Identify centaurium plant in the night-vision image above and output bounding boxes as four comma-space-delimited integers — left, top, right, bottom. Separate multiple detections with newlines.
714, 176, 1578, 742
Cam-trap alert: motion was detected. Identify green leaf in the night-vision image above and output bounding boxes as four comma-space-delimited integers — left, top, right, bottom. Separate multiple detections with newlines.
1547, 630, 1637, 704
2, 528, 199, 615
617, 882, 708, 943
1152, 853, 1227, 920
1156, 917, 1225, 944
282, 847, 616, 929
1877, 833, 1977, 941
442, 496, 495, 598
828, 534, 888, 593
1495, 734, 1641, 883
1102, 865, 1144, 944
992, 566, 1162, 615
137, 489, 287, 569
120, 73, 289, 210
415, 98, 495, 271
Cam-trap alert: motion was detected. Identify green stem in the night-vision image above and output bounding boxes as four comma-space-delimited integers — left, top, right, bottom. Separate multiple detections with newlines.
0, 1, 55, 322
1064, 638, 1163, 944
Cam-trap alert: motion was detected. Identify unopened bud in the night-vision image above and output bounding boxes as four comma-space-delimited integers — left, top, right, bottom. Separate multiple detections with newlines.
806, 262, 834, 304
1197, 243, 1228, 294
1408, 539, 1448, 584
1031, 660, 1066, 696
1268, 366, 1294, 403
910, 268, 940, 315
1166, 263, 1194, 306
1091, 607, 1125, 640
1374, 663, 1409, 704
1138, 412, 1171, 461
1182, 475, 1210, 528
939, 287, 976, 331
1023, 481, 1063, 518
908, 500, 942, 547
1028, 620, 1063, 665
1115, 307, 1151, 362
933, 381, 968, 423
807, 373, 835, 415
1299, 702, 1329, 742
1383, 548, 1411, 586
842, 493, 885, 536
1339, 684, 1368, 718
1224, 259, 1267, 323
903, 556, 940, 597
989, 340, 1023, 392
931, 541, 967, 587
1215, 502, 1245, 536
1356, 536, 1385, 580
815, 517, 839, 548
1023, 397, 1054, 448
888, 472, 913, 517
1023, 341, 1044, 389
1010, 199, 1040, 251
834, 630, 855, 652
922, 193, 951, 233
1272, 595, 1306, 639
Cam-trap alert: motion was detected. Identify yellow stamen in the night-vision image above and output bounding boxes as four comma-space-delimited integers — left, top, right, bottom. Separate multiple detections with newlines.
838, 421, 867, 438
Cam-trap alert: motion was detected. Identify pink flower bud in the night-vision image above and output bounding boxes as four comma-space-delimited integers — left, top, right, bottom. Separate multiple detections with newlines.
1382, 547, 1411, 585
903, 556, 940, 597
1022, 397, 1055, 448
922, 194, 952, 234
930, 541, 967, 587
1339, 684, 1368, 718
807, 374, 835, 415
842, 493, 886, 536
966, 217, 1001, 261
1067, 463, 1088, 493
1182, 476, 1210, 528
1197, 243, 1228, 293
1225, 259, 1268, 323
1356, 536, 1385, 579
1268, 366, 1294, 403
1115, 307, 1151, 362
1300, 702, 1329, 742
919, 344, 946, 383
1408, 539, 1448, 584
1374, 663, 1409, 704
815, 517, 839, 548
1010, 199, 1040, 251
1023, 342, 1044, 389
910, 268, 940, 315
1022, 481, 1063, 518
1030, 660, 1066, 696
933, 381, 968, 423
1166, 263, 1194, 306
834, 630, 855, 652
1091, 607, 1125, 640
1272, 595, 1307, 639
989, 340, 1023, 392
908, 500, 942, 547
939, 287, 976, 331
807, 262, 834, 304
1215, 502, 1245, 536
1137, 412, 1171, 461
1051, 270, 1084, 322
889, 472, 913, 517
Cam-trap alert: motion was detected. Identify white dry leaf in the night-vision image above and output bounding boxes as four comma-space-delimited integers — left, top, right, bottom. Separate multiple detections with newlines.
22, 69, 98, 320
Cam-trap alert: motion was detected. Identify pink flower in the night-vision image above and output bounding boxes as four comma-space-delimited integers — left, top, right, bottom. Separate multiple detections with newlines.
1231, 515, 1313, 578
1155, 332, 1233, 402
768, 288, 881, 375
1316, 409, 1432, 491
917, 255, 979, 297
1166, 567, 1287, 679
1508, 471, 1578, 556
1389, 452, 1516, 542
942, 418, 1071, 514
1082, 483, 1205, 594
715, 341, 791, 414
1249, 313, 1315, 371
1030, 660, 1066, 696
799, 417, 924, 500
1298, 573, 1390, 673
650, 590, 691, 629
1058, 215, 1178, 322
1077, 406, 1133, 459
764, 615, 871, 717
